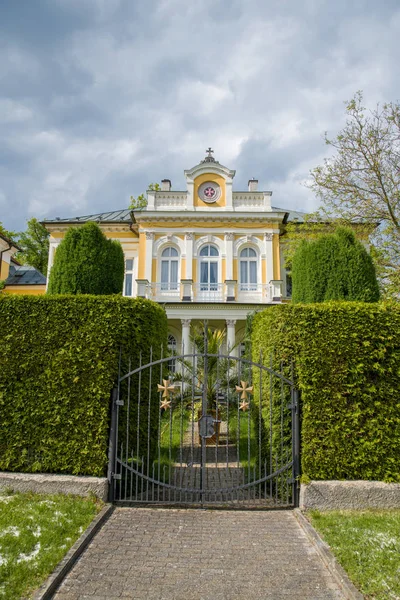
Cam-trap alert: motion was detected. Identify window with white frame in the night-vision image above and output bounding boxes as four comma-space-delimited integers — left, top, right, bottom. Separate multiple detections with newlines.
199, 244, 219, 291
124, 258, 134, 296
161, 247, 179, 290
239, 248, 257, 291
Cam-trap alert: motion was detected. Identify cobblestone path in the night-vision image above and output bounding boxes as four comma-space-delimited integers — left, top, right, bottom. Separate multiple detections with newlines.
169, 420, 250, 505
54, 508, 345, 600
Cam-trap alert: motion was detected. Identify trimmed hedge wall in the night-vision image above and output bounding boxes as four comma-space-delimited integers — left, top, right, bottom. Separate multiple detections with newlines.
292, 228, 380, 304
252, 303, 400, 482
0, 295, 167, 477
47, 222, 125, 295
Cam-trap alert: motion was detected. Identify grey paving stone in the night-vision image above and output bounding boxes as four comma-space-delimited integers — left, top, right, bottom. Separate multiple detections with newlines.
53, 508, 347, 600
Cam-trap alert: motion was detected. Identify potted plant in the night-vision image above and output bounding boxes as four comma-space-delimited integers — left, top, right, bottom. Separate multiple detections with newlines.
174, 323, 238, 445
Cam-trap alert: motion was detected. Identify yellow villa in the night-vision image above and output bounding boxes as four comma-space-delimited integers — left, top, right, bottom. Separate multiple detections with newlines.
26, 150, 302, 351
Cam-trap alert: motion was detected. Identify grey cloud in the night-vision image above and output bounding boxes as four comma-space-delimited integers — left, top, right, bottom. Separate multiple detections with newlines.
1, 0, 400, 230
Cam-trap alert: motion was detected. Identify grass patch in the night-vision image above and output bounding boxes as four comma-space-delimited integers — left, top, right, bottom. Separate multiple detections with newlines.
0, 490, 102, 600
309, 509, 400, 600
228, 409, 258, 473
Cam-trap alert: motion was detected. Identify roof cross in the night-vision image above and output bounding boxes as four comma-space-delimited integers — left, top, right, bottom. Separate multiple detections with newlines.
206, 147, 214, 157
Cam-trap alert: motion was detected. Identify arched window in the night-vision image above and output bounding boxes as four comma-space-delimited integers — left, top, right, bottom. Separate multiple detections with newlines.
240, 247, 257, 291
167, 334, 177, 373
161, 247, 178, 290
199, 244, 219, 291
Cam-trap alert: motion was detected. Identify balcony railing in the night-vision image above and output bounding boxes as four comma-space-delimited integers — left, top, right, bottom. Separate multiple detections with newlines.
136, 279, 283, 304
150, 282, 181, 301
193, 283, 224, 302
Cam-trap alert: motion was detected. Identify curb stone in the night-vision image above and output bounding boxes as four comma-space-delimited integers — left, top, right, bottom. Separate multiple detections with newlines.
33, 504, 114, 600
294, 509, 364, 600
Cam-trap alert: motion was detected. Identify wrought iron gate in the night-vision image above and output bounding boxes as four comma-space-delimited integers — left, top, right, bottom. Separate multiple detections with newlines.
108, 326, 300, 508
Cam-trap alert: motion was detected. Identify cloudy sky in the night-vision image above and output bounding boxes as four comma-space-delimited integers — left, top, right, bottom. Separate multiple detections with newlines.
1, 0, 400, 231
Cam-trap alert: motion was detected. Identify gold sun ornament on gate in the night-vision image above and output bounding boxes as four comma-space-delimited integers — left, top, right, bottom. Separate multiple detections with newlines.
236, 381, 253, 411
157, 379, 176, 409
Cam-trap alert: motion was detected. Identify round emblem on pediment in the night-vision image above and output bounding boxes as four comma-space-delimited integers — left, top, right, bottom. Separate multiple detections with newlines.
198, 181, 221, 204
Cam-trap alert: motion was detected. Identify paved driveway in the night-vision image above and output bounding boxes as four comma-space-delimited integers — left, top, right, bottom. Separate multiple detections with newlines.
54, 508, 345, 600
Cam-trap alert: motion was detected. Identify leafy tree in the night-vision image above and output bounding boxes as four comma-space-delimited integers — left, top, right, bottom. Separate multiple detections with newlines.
282, 216, 375, 272
0, 222, 18, 243
307, 91, 400, 296
292, 227, 380, 303
16, 218, 49, 274
47, 222, 124, 295
129, 183, 160, 209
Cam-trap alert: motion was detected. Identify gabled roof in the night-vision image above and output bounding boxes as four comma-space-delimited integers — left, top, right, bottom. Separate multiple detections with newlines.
0, 232, 21, 251
5, 265, 46, 285
274, 208, 307, 223
43, 206, 306, 224
42, 209, 134, 225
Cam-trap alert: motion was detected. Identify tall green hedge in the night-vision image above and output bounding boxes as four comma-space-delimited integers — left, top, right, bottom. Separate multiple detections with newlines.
292, 228, 380, 303
252, 303, 400, 482
0, 295, 167, 476
47, 222, 124, 295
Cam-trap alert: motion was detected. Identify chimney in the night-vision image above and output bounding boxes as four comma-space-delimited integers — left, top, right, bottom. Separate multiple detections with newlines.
161, 179, 171, 192
248, 178, 258, 192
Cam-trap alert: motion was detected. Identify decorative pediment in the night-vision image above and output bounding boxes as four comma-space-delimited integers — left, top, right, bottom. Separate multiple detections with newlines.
184, 149, 235, 182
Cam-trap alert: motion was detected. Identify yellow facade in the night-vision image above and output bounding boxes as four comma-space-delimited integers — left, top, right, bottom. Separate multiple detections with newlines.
193, 173, 226, 208
2, 286, 46, 295
0, 261, 9, 280
40, 151, 292, 332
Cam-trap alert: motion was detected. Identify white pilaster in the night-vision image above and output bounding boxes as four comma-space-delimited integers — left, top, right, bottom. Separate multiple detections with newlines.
226, 319, 237, 356
265, 232, 274, 283
46, 240, 59, 290
145, 232, 154, 282
181, 319, 191, 355
263, 191, 272, 210
146, 192, 155, 209
225, 178, 233, 209
186, 179, 194, 208
185, 232, 194, 279
225, 232, 234, 280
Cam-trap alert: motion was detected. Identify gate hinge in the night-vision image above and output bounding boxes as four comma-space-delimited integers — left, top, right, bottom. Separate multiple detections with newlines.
287, 403, 295, 410
116, 400, 124, 406
113, 473, 122, 480
287, 478, 296, 484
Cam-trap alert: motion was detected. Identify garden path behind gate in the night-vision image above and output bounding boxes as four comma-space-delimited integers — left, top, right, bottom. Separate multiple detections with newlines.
53, 508, 346, 600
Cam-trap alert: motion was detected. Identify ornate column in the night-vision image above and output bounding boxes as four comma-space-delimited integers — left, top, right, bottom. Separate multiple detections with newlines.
226, 319, 237, 355
145, 231, 154, 282
181, 319, 191, 355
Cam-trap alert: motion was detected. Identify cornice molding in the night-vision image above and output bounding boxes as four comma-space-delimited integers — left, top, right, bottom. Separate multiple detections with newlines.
45, 223, 133, 234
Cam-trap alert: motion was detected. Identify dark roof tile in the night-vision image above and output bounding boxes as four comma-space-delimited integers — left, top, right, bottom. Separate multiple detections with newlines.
42, 209, 133, 224
5, 265, 46, 286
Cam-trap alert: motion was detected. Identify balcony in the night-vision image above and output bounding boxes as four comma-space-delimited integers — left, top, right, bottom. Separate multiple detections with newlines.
136, 279, 283, 304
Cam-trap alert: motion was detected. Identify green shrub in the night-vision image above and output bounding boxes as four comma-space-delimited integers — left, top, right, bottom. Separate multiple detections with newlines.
292, 227, 380, 303
47, 222, 124, 295
252, 303, 400, 482
0, 295, 167, 476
